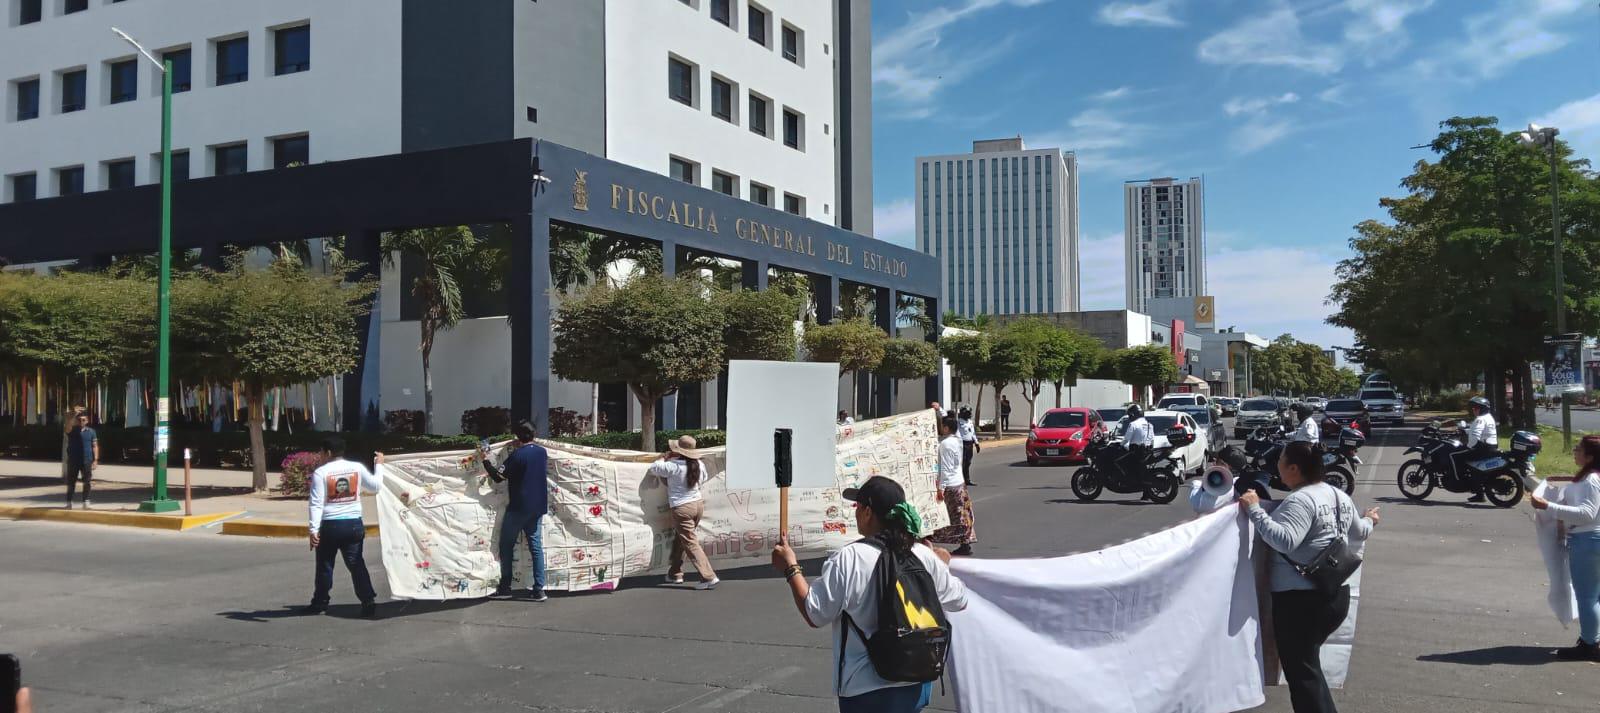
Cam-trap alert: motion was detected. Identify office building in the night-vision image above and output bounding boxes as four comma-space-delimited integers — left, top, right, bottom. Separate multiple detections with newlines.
1124, 176, 1205, 314
915, 137, 1080, 317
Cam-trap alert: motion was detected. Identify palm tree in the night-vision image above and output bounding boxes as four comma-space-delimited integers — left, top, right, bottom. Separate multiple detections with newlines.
382, 226, 500, 434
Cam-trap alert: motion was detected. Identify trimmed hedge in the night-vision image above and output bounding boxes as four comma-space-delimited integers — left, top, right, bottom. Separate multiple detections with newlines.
554, 429, 727, 452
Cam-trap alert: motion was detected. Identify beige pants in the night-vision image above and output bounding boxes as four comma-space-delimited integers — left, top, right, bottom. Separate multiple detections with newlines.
669, 500, 716, 580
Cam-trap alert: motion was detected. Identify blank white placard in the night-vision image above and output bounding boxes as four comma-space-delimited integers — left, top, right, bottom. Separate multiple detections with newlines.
725, 360, 841, 491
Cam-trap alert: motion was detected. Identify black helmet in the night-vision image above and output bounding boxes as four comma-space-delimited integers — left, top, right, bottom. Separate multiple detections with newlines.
1469, 396, 1491, 415
1127, 404, 1144, 419
1294, 403, 1314, 421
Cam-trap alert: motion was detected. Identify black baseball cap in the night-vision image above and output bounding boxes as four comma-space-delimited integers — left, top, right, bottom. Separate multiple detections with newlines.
841, 476, 905, 518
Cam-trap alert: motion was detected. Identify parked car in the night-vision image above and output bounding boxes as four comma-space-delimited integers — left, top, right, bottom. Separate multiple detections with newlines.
1026, 408, 1106, 466
1097, 407, 1129, 435
1143, 410, 1209, 476
1171, 405, 1227, 456
1322, 398, 1372, 433
1215, 397, 1240, 416
1234, 397, 1286, 438
1358, 387, 1406, 424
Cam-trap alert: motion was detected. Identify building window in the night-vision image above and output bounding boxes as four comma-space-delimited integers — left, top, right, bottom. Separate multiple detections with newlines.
64, 0, 85, 13
783, 193, 804, 216
9, 173, 36, 202
711, 0, 732, 26
215, 36, 248, 86
108, 59, 137, 104
272, 135, 309, 169
748, 3, 769, 46
19, 0, 40, 24
782, 108, 801, 150
105, 159, 136, 190
750, 182, 772, 207
14, 78, 39, 121
56, 166, 83, 196
161, 48, 191, 92
212, 143, 247, 176
712, 170, 736, 196
748, 93, 770, 137
274, 24, 310, 75
669, 156, 697, 185
153, 149, 191, 183
710, 76, 733, 122
667, 57, 694, 106
59, 69, 85, 113
782, 24, 801, 64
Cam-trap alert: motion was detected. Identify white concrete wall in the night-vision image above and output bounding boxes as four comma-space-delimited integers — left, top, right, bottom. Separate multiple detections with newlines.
2, 0, 403, 196
948, 379, 1132, 429
607, 0, 838, 223
378, 317, 512, 434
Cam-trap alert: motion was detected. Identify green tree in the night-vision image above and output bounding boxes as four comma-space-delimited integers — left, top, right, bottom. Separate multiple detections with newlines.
803, 318, 889, 417
971, 332, 1035, 437
1002, 319, 1063, 426
878, 339, 941, 381
382, 226, 503, 434
717, 287, 800, 361
1334, 367, 1362, 397
1057, 333, 1106, 407
551, 274, 726, 450
939, 331, 993, 424
1115, 345, 1179, 405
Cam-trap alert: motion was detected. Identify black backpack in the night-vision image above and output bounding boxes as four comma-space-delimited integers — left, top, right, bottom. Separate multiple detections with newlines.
840, 536, 952, 685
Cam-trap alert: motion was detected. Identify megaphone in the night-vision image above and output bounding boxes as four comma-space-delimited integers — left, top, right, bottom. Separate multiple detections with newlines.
1201, 463, 1235, 499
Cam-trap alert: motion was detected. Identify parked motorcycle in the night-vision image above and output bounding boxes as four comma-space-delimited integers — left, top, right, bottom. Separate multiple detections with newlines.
1071, 428, 1196, 504
1395, 421, 1539, 507
1319, 420, 1367, 478
1240, 425, 1357, 495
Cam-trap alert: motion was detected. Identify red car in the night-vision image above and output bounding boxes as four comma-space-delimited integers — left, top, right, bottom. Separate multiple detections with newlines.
1026, 408, 1106, 466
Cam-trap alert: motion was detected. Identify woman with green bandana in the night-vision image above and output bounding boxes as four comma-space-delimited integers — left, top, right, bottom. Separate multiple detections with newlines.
771, 476, 968, 713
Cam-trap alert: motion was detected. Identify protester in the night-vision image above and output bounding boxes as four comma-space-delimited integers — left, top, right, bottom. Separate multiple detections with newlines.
770, 475, 967, 713
929, 416, 976, 556
1531, 435, 1600, 661
1239, 441, 1378, 713
60, 404, 83, 482
1000, 396, 1013, 431
957, 407, 980, 486
483, 420, 551, 601
838, 410, 854, 426
305, 437, 383, 618
64, 411, 96, 509
649, 435, 720, 590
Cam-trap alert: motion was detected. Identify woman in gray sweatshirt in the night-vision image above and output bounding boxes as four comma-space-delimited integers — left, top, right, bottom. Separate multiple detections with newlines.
1239, 441, 1379, 713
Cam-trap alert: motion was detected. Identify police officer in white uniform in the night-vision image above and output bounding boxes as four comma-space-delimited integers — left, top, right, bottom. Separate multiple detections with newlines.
1455, 396, 1498, 503
1118, 404, 1155, 485
1289, 403, 1320, 444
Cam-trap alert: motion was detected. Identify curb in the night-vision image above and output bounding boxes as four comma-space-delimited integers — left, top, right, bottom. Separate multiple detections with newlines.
982, 436, 1028, 448
0, 503, 243, 531
221, 518, 379, 538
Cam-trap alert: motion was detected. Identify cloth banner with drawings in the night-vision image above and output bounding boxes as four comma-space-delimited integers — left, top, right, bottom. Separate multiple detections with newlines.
374, 409, 948, 598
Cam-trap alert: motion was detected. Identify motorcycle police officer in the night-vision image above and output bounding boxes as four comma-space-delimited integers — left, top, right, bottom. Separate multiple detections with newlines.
1119, 405, 1156, 495
1455, 396, 1498, 503
1289, 403, 1320, 444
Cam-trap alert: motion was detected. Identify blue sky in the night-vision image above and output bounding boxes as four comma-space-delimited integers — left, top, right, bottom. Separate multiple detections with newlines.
869, 0, 1599, 355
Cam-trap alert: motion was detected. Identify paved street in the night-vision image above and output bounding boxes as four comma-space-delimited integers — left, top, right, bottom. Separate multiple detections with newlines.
1537, 406, 1600, 433
3, 422, 1597, 712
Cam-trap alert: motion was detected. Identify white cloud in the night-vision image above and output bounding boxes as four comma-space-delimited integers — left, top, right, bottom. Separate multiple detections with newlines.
1533, 91, 1600, 158
1096, 0, 1183, 28
1341, 0, 1435, 62
1222, 92, 1300, 117
1317, 85, 1350, 104
1230, 118, 1296, 154
1093, 85, 1134, 101
1078, 231, 1127, 310
1198, 2, 1345, 74
874, 198, 918, 249
1031, 108, 1172, 179
873, 0, 1050, 117
1208, 245, 1352, 349
1409, 0, 1584, 81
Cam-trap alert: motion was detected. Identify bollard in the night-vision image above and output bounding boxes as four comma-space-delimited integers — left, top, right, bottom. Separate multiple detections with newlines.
183, 447, 193, 516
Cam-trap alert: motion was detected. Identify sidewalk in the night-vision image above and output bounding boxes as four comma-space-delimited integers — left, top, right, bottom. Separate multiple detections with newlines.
0, 458, 375, 537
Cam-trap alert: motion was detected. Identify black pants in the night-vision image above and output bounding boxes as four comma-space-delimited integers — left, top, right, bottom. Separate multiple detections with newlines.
65, 461, 92, 502
1115, 445, 1149, 482
1450, 443, 1496, 493
312, 519, 376, 606
961, 441, 975, 484
1000, 413, 1010, 430
1272, 586, 1351, 713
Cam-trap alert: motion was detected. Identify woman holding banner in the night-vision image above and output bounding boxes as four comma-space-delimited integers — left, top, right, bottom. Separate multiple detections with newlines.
649, 435, 720, 590
1240, 441, 1378, 713
1531, 435, 1600, 661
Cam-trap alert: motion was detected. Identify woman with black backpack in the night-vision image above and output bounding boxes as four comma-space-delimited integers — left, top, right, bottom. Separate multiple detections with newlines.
771, 476, 968, 713
1239, 441, 1379, 713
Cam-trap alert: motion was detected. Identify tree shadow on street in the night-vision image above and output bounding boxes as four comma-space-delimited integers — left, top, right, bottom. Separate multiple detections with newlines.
1046, 499, 1156, 506
1418, 646, 1556, 666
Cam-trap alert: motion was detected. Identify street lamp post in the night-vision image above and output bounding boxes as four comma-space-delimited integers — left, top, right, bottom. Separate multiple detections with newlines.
1517, 124, 1569, 448
115, 28, 179, 513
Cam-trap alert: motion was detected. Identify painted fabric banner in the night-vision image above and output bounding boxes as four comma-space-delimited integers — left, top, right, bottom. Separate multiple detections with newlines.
1534, 479, 1580, 626
946, 508, 1267, 713
375, 409, 947, 599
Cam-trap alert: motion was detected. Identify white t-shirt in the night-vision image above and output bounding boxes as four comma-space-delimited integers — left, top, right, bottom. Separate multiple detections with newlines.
804, 541, 968, 697
938, 434, 965, 488
1290, 416, 1320, 443
1549, 473, 1600, 535
647, 457, 706, 509
308, 458, 382, 533
1124, 418, 1155, 447
1467, 414, 1497, 448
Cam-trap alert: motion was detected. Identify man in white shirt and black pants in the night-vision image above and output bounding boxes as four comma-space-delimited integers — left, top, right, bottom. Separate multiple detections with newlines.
957, 407, 980, 486
306, 437, 384, 618
1455, 396, 1497, 503
1119, 405, 1155, 498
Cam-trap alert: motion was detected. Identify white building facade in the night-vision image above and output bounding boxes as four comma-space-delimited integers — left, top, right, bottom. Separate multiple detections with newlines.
914, 137, 1080, 318
2, 0, 875, 434
1124, 176, 1205, 314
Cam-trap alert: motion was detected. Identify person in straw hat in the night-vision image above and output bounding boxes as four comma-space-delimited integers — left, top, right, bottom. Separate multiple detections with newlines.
649, 434, 720, 590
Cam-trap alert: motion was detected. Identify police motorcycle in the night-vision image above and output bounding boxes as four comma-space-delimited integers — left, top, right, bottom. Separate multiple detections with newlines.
1319, 417, 1367, 482
1396, 420, 1538, 507
1231, 424, 1357, 496
1071, 426, 1196, 504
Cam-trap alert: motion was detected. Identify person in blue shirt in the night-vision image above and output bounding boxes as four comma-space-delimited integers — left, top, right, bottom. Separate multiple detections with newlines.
64, 411, 98, 509
483, 420, 551, 601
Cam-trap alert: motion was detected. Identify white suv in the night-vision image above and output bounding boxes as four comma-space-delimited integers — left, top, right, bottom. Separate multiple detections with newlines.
1359, 388, 1405, 424
1157, 393, 1208, 410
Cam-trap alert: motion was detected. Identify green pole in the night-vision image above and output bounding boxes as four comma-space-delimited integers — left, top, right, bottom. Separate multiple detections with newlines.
140, 59, 178, 513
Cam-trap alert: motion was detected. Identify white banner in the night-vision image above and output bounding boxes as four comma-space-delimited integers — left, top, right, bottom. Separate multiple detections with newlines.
1534, 479, 1580, 626
375, 409, 948, 598
947, 508, 1267, 713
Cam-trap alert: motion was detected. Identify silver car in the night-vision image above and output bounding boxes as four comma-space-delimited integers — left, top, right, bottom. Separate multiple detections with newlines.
1359, 388, 1405, 424
1234, 397, 1285, 438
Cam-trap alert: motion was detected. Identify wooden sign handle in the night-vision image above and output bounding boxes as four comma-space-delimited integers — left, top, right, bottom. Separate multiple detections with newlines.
779, 486, 790, 536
